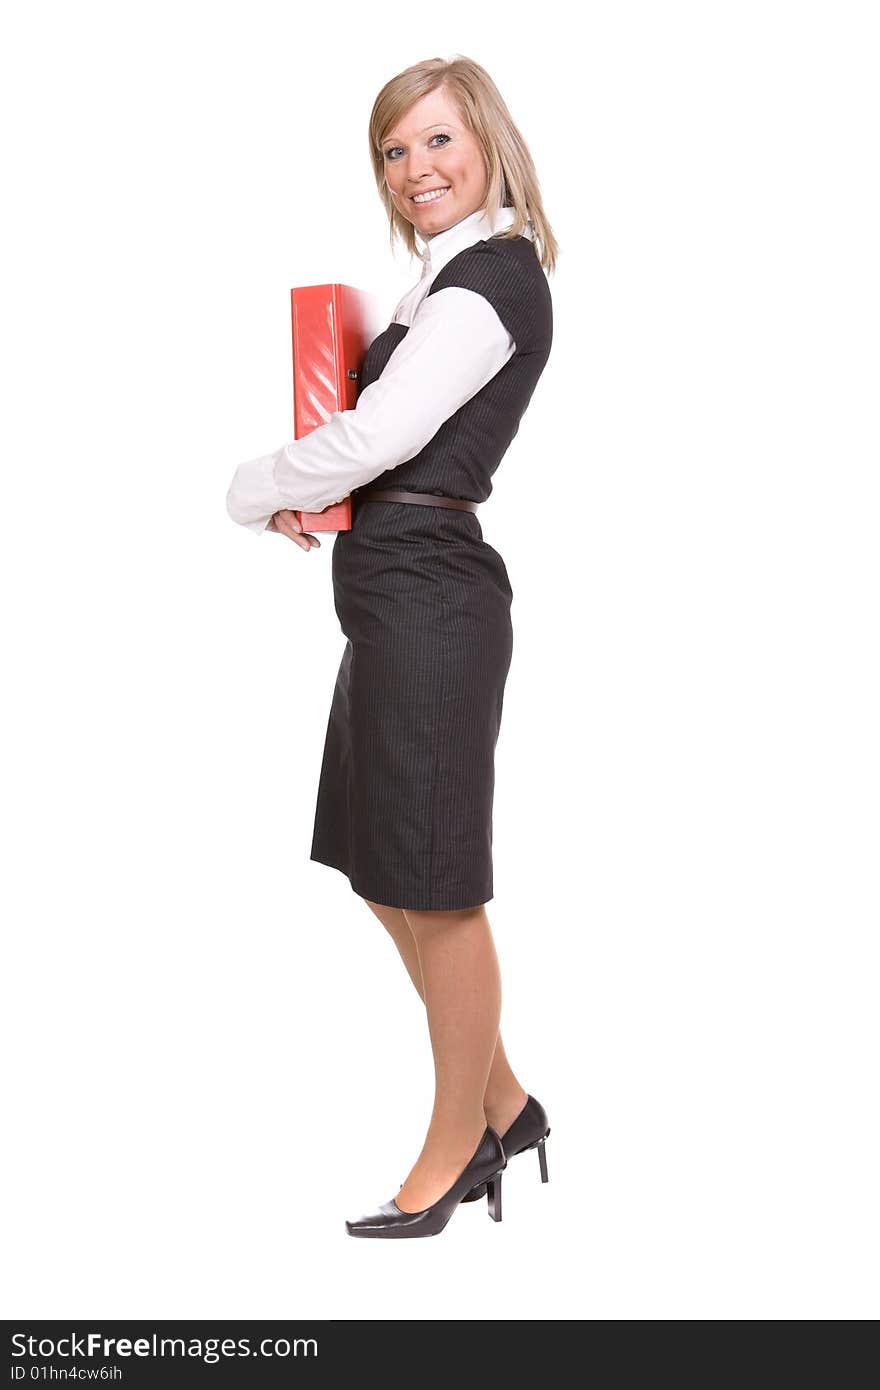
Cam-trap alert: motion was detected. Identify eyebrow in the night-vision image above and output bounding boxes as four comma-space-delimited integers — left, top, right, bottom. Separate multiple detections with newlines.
383, 123, 454, 146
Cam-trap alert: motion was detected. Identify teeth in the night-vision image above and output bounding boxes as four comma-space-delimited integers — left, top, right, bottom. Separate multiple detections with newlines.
412, 187, 450, 204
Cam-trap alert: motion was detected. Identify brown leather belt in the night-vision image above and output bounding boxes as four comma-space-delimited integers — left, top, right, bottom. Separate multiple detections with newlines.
355, 487, 480, 514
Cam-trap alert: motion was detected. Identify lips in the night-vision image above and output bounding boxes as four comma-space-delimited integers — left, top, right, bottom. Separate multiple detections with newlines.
411, 186, 451, 204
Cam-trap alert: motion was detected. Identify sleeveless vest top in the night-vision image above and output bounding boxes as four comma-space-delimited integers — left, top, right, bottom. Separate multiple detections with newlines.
351, 232, 553, 505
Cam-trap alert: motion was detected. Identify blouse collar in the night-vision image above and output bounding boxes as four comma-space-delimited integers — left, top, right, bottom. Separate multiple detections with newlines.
418, 204, 531, 279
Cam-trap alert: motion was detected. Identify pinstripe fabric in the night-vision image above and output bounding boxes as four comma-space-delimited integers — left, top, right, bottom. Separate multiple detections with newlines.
309, 231, 553, 910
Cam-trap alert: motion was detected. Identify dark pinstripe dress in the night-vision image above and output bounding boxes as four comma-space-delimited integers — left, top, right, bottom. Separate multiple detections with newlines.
309, 231, 553, 911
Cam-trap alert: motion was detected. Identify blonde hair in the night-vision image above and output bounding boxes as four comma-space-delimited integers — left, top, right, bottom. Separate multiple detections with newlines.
368, 55, 559, 276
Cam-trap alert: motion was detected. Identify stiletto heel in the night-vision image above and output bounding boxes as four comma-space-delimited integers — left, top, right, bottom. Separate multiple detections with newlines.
461, 1095, 551, 1203
537, 1131, 549, 1182
486, 1170, 503, 1221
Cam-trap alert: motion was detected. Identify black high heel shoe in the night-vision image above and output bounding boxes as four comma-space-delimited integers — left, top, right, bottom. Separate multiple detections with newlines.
345, 1126, 506, 1239
460, 1094, 550, 1203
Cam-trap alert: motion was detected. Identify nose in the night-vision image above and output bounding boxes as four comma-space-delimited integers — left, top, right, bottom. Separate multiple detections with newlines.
404, 157, 439, 189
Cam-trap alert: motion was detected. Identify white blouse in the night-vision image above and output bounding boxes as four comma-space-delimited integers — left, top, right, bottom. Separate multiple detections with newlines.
225, 205, 532, 534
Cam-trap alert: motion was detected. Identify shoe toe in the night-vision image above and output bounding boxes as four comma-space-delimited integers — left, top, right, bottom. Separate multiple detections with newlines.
345, 1199, 402, 1236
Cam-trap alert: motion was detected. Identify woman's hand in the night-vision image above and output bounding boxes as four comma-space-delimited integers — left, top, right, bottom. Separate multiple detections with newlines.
267, 509, 321, 550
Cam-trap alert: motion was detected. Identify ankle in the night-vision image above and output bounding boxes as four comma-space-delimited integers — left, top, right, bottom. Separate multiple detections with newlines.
425, 1109, 487, 1148
483, 1083, 528, 1129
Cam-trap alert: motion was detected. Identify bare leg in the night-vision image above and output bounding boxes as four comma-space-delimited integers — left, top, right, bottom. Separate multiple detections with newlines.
364, 899, 424, 998
370, 904, 495, 1211
364, 898, 528, 1138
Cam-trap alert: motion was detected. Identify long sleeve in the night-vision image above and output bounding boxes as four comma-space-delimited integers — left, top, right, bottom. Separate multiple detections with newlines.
225, 286, 515, 534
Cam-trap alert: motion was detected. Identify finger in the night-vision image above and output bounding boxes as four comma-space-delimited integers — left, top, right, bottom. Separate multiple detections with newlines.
276, 508, 303, 533
275, 517, 314, 549
272, 515, 300, 542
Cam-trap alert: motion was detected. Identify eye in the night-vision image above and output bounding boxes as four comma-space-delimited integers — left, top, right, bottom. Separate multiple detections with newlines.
383, 131, 451, 161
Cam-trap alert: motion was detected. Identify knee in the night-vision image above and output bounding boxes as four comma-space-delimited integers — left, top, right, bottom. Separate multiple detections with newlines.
403, 905, 485, 940
364, 897, 412, 940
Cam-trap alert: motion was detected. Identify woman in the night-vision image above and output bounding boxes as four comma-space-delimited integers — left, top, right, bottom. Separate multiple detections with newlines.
227, 55, 557, 1239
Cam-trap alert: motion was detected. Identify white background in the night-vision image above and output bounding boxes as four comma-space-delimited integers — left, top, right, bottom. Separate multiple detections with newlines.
2, 0, 877, 1320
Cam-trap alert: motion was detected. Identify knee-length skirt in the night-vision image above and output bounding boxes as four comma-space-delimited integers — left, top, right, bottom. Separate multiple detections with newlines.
309, 498, 513, 911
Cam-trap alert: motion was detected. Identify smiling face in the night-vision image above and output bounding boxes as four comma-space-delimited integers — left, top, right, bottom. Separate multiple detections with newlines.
382, 86, 488, 239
